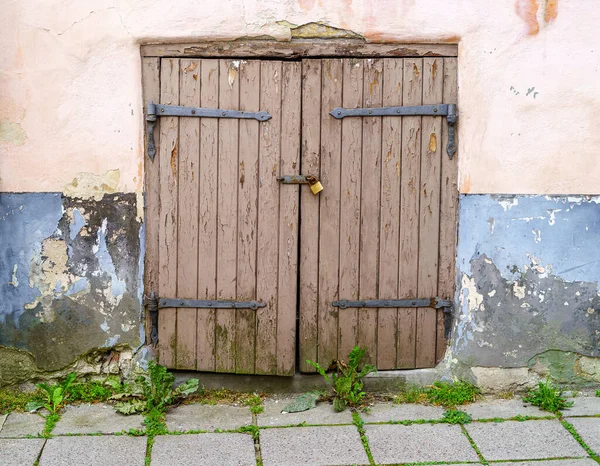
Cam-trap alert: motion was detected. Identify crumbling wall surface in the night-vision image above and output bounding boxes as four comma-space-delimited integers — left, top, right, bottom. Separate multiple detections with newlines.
0, 192, 143, 384
453, 195, 600, 382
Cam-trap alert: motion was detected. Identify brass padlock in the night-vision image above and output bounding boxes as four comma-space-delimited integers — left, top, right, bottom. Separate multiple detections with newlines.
307, 176, 324, 195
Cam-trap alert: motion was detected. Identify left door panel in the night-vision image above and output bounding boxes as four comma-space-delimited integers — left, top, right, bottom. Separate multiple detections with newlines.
146, 58, 301, 375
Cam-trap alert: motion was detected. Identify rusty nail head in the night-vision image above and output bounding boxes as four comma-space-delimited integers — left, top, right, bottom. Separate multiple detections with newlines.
191, 110, 196, 114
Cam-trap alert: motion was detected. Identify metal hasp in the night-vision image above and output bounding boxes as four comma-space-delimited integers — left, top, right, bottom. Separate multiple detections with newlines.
146, 101, 272, 161
332, 297, 453, 312
277, 175, 318, 184
329, 104, 458, 159
144, 294, 266, 344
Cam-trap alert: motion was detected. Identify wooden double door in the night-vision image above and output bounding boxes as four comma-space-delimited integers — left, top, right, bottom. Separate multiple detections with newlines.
143, 56, 458, 376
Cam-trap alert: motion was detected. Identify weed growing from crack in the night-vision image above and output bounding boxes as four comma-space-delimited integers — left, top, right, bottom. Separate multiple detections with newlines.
42, 412, 60, 438
307, 346, 376, 412
352, 412, 375, 466
523, 378, 573, 414
441, 409, 472, 425
245, 394, 264, 415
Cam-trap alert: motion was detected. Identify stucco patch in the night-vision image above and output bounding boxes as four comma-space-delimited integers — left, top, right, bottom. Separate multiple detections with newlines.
63, 170, 120, 201
0, 119, 27, 146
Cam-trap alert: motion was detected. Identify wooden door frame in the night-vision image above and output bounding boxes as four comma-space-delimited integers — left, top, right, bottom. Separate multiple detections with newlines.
140, 39, 459, 367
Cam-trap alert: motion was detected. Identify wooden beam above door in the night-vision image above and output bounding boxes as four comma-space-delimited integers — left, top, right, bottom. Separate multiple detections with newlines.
141, 40, 458, 59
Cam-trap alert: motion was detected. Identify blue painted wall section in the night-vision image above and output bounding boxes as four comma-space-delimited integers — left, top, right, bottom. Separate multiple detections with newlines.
453, 195, 600, 368
0, 193, 144, 376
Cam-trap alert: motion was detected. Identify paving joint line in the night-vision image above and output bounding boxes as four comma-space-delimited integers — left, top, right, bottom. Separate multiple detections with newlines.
32, 438, 47, 466
558, 416, 600, 464
252, 411, 263, 466
460, 424, 487, 464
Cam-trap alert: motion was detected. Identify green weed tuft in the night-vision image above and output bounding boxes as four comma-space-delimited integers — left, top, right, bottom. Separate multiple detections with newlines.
244, 394, 264, 415
26, 372, 77, 414
394, 384, 427, 404
426, 380, 481, 408
0, 389, 43, 414
440, 409, 472, 424
307, 346, 376, 412
523, 378, 573, 413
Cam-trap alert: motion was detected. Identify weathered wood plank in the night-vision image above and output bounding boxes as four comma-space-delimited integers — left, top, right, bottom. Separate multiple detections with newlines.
256, 60, 282, 374
358, 58, 383, 365
338, 58, 363, 360
215, 59, 240, 373
196, 59, 219, 371
317, 58, 343, 368
277, 61, 301, 375
377, 58, 402, 369
236, 60, 260, 374
141, 57, 160, 344
142, 41, 458, 59
176, 59, 200, 369
298, 59, 321, 373
157, 58, 180, 367
397, 58, 422, 369
437, 57, 459, 363
415, 57, 443, 368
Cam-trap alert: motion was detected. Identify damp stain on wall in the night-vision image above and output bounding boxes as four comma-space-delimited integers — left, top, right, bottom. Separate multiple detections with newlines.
452, 194, 600, 368
0, 192, 143, 374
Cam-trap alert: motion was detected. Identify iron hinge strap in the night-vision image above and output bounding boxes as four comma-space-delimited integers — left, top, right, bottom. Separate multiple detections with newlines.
329, 104, 458, 159
332, 298, 453, 312
146, 101, 272, 161
144, 294, 266, 345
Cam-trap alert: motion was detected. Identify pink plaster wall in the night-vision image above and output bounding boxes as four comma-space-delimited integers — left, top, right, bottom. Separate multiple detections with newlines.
1, 0, 598, 195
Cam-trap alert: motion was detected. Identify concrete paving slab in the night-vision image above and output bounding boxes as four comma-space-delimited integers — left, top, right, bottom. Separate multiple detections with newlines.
0, 438, 45, 465
465, 420, 586, 460
151, 433, 255, 466
564, 396, 600, 417
365, 423, 479, 463
258, 399, 352, 426
567, 417, 600, 454
260, 426, 368, 466
0, 412, 46, 438
166, 404, 252, 432
493, 461, 598, 466
39, 435, 147, 466
53, 403, 144, 434
0, 414, 7, 430
361, 403, 445, 423
464, 398, 547, 420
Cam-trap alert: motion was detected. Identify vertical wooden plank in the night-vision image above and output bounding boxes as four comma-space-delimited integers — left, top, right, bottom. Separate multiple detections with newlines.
157, 58, 180, 367
236, 60, 260, 374
338, 59, 363, 360
256, 60, 282, 374
397, 58, 422, 368
358, 58, 383, 364
277, 62, 301, 375
416, 58, 443, 368
437, 57, 459, 363
142, 58, 160, 343
299, 59, 321, 372
317, 59, 343, 368
197, 59, 219, 372
176, 59, 200, 369
215, 59, 240, 373
377, 58, 402, 369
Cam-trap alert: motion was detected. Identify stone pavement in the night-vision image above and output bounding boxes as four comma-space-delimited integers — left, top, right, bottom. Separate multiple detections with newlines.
2, 394, 600, 465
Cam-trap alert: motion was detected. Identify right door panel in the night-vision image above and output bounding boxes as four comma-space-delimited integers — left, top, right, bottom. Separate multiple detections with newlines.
299, 57, 458, 371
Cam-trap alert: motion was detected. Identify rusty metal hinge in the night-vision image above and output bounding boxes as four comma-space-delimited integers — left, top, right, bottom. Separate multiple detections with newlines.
329, 104, 458, 159
144, 293, 266, 345
332, 298, 453, 312
146, 101, 272, 161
